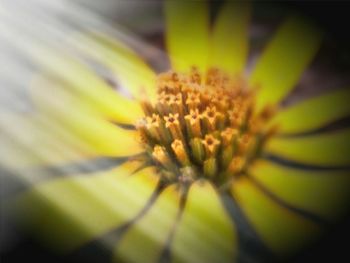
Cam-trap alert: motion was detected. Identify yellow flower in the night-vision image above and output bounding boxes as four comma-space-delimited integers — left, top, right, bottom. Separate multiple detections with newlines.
5, 1, 350, 263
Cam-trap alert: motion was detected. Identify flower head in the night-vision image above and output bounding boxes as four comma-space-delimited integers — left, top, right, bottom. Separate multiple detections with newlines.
136, 67, 275, 190
6, 1, 350, 263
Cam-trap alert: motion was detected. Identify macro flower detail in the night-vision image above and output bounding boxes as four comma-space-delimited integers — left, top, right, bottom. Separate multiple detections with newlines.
136, 68, 275, 191
4, 1, 350, 263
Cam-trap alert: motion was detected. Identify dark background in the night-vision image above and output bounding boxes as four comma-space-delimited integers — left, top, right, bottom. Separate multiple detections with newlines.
2, 1, 350, 263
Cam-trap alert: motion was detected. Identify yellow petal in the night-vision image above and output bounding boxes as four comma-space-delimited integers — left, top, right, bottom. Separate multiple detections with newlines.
210, 1, 250, 74
114, 184, 179, 263
77, 33, 158, 103
250, 16, 323, 110
271, 88, 350, 134
164, 0, 210, 73
250, 160, 350, 221
53, 108, 142, 157
0, 113, 93, 172
33, 50, 143, 125
33, 77, 142, 157
172, 181, 237, 263
232, 177, 321, 256
265, 129, 350, 167
13, 161, 160, 252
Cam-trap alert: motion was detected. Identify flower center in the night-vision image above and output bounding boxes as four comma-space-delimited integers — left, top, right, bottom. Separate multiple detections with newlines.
136, 68, 275, 188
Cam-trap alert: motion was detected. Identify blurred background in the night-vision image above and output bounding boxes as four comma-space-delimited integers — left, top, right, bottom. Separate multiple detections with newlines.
1, 0, 350, 262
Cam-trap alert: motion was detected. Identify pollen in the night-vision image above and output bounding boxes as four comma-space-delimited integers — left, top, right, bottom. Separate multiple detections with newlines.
136, 67, 276, 187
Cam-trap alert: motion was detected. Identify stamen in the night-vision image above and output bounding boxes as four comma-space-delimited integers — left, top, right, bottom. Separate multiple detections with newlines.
202, 134, 220, 158
146, 114, 162, 142
157, 92, 174, 115
190, 137, 205, 164
152, 145, 176, 172
164, 113, 184, 141
184, 109, 202, 138
171, 139, 190, 166
170, 93, 184, 117
221, 128, 238, 147
220, 128, 238, 168
237, 134, 253, 155
202, 106, 221, 132
140, 99, 154, 116
227, 156, 245, 175
190, 67, 201, 84
185, 91, 201, 110
203, 158, 217, 178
